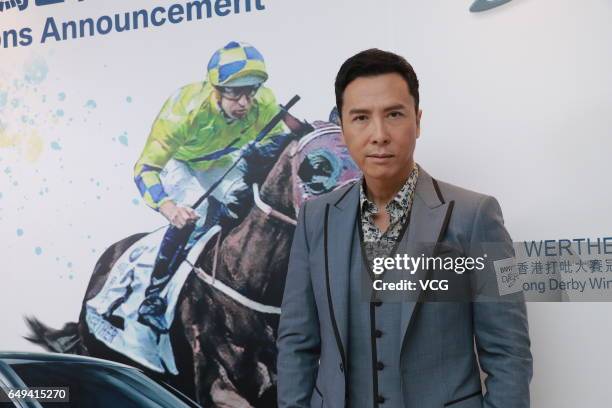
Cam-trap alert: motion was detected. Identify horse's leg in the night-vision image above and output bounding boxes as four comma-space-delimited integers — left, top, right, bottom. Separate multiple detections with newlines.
193, 351, 218, 407
176, 275, 218, 406
210, 373, 255, 408
181, 279, 261, 407
166, 307, 196, 399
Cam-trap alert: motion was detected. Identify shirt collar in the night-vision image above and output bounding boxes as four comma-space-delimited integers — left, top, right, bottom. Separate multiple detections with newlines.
359, 164, 419, 220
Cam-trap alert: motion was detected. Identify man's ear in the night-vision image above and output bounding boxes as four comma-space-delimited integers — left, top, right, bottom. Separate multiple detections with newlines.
416, 109, 423, 138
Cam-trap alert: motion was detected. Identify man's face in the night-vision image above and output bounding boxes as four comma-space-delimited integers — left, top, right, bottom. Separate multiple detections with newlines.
218, 86, 258, 120
340, 73, 422, 184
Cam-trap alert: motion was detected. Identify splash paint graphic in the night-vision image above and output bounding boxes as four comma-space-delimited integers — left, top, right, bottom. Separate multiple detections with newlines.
0, 53, 140, 286
0, 59, 51, 162
0, 91, 7, 109
118, 132, 128, 146
0, 57, 88, 165
24, 58, 49, 85
0, 128, 44, 161
24, 131, 45, 162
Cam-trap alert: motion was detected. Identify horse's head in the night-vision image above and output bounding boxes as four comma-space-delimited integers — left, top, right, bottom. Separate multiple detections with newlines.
260, 121, 361, 218
215, 121, 361, 301
291, 121, 361, 211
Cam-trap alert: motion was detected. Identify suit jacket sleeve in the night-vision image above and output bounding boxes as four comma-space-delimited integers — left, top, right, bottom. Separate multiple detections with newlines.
469, 196, 533, 408
277, 201, 321, 408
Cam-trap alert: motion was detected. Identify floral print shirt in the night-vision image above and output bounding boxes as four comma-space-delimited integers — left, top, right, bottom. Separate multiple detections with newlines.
359, 165, 419, 261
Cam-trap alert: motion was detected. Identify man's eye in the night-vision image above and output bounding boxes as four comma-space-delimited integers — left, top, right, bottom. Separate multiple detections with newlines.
353, 115, 368, 122
388, 111, 404, 118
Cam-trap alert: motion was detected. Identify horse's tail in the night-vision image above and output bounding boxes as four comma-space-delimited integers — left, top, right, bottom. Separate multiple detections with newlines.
23, 232, 149, 357
23, 316, 85, 355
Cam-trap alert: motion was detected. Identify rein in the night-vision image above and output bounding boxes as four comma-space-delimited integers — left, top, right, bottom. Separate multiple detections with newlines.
252, 183, 297, 226
190, 162, 299, 315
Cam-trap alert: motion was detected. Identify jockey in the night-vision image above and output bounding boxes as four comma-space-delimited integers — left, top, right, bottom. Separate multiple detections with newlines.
133, 41, 296, 333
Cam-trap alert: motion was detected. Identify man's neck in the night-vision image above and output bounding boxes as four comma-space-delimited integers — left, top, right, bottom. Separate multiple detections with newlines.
364, 163, 414, 209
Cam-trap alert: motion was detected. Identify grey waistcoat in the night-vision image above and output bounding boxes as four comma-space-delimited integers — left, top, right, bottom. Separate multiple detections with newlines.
347, 214, 411, 408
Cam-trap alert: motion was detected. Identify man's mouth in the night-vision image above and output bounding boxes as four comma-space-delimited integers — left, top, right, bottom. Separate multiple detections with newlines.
367, 153, 394, 158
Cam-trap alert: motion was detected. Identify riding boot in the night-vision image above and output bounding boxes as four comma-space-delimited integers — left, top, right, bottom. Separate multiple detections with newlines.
137, 196, 229, 333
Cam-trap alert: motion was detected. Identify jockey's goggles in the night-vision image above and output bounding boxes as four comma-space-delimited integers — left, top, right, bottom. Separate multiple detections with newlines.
216, 85, 261, 101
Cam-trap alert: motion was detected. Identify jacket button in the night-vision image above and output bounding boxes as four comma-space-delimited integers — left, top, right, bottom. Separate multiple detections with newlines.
373, 301, 383, 307
377, 395, 386, 404
375, 329, 383, 338
376, 361, 384, 370
339, 362, 344, 372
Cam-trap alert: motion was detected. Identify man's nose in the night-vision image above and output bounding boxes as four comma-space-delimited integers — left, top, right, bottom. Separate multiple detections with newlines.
237, 94, 249, 107
370, 117, 390, 145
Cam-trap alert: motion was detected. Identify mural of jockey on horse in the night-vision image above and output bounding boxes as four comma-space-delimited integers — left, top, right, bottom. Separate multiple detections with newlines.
133, 41, 306, 333
24, 41, 360, 406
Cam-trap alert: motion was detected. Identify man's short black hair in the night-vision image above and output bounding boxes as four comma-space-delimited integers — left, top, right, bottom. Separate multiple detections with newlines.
334, 49, 420, 119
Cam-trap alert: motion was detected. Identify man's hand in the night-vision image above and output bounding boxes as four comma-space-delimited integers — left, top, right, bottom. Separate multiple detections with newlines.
159, 200, 199, 228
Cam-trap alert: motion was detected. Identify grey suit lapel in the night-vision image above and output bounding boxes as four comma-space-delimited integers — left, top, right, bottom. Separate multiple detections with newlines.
399, 166, 454, 352
325, 182, 359, 366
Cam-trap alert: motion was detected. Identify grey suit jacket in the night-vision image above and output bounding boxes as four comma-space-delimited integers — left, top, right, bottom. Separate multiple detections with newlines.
277, 166, 533, 408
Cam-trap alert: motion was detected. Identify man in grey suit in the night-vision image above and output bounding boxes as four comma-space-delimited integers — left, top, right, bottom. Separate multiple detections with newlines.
277, 49, 532, 408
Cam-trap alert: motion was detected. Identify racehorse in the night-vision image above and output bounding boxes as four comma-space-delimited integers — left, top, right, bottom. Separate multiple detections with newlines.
26, 122, 357, 407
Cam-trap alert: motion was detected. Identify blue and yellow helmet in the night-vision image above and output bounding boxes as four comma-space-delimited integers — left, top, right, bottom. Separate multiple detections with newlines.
207, 41, 268, 87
